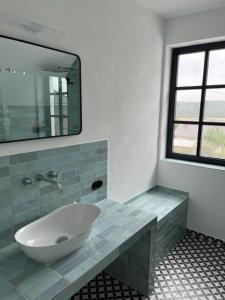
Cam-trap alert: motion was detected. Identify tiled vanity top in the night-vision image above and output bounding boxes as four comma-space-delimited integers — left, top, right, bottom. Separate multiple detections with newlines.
0, 199, 156, 300
127, 185, 188, 222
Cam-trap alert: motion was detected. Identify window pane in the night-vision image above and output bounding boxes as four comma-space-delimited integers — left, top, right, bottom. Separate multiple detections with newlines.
175, 90, 201, 121
49, 76, 59, 93
177, 52, 205, 87
50, 95, 59, 115
51, 117, 60, 136
61, 78, 67, 93
201, 126, 225, 159
207, 49, 225, 85
63, 118, 68, 135
204, 89, 225, 122
62, 95, 68, 116
172, 124, 198, 155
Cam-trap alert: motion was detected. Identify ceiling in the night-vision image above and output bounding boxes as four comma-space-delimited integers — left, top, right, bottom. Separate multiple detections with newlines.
138, 0, 225, 19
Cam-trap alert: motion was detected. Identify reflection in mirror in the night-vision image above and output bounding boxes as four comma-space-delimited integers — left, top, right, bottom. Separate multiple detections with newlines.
0, 36, 81, 143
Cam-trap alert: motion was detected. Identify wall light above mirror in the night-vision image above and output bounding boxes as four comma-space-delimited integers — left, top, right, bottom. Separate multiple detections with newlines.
0, 35, 82, 143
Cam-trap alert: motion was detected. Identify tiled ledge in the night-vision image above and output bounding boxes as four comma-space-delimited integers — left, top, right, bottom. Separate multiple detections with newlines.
0, 199, 156, 300
126, 185, 188, 222
126, 185, 188, 264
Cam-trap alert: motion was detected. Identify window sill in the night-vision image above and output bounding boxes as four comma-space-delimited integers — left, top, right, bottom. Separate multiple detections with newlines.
160, 157, 225, 172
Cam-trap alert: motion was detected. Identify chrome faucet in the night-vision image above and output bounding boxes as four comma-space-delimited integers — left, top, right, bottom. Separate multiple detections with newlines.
36, 174, 63, 193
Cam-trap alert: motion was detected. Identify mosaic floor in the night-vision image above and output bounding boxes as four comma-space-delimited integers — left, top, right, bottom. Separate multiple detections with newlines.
72, 230, 225, 300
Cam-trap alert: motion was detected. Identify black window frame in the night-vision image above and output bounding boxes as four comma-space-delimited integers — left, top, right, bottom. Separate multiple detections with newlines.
166, 40, 225, 167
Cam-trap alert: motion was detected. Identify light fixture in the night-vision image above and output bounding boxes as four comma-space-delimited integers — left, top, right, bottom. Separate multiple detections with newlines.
0, 14, 65, 38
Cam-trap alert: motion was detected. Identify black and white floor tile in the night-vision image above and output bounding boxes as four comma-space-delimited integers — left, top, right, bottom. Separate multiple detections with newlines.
72, 230, 225, 300
72, 272, 144, 300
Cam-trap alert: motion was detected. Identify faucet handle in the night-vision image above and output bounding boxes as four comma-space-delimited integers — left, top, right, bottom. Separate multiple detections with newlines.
48, 171, 58, 178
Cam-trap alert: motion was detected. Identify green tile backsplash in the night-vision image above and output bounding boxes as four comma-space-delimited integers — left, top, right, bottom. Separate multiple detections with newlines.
0, 140, 108, 248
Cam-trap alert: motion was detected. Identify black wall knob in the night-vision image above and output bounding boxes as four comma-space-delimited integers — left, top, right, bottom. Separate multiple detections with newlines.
92, 180, 103, 191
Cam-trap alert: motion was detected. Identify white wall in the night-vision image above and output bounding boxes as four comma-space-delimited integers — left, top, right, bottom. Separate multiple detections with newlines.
0, 0, 164, 202
158, 8, 225, 241
165, 8, 225, 46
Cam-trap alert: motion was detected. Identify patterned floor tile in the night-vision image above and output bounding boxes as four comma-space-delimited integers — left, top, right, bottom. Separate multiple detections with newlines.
72, 230, 225, 300
72, 272, 145, 300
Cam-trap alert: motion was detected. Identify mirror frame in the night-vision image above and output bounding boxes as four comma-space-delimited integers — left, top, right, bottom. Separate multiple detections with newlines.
0, 34, 82, 143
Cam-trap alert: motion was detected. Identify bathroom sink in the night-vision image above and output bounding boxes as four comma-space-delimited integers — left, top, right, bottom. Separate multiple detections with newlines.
15, 203, 101, 263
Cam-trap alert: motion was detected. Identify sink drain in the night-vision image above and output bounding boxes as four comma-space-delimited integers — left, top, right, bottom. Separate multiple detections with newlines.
55, 236, 69, 244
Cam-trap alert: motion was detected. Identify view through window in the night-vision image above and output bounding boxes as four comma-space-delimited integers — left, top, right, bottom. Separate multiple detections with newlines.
49, 76, 68, 136
167, 42, 225, 166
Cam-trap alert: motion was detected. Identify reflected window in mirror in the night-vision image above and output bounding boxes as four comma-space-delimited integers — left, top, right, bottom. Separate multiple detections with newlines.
50, 76, 69, 136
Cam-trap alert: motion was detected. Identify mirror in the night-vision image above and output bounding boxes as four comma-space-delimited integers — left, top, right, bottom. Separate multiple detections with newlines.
0, 36, 81, 143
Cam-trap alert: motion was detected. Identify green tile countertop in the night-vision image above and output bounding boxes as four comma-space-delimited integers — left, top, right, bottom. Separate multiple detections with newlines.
0, 199, 157, 300
126, 185, 188, 222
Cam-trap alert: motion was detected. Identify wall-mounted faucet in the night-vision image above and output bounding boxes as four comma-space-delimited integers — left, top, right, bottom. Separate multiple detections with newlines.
36, 174, 63, 193
22, 171, 63, 193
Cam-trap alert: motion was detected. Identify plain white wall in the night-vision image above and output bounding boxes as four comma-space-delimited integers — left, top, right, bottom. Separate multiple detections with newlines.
165, 7, 225, 46
158, 8, 225, 241
0, 0, 164, 202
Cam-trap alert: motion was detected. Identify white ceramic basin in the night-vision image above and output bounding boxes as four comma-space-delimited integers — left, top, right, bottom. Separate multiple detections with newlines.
15, 203, 101, 263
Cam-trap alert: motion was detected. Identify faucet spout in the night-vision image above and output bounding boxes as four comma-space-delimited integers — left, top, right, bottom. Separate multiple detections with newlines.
36, 174, 63, 193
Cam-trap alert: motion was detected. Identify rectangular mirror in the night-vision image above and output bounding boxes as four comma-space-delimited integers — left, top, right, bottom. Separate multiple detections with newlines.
0, 35, 82, 143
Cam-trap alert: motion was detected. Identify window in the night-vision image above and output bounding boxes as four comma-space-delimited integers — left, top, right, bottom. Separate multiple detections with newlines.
167, 41, 225, 166
49, 76, 68, 136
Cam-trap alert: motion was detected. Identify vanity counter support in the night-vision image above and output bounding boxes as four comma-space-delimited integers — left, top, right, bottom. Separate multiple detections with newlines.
0, 199, 157, 300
